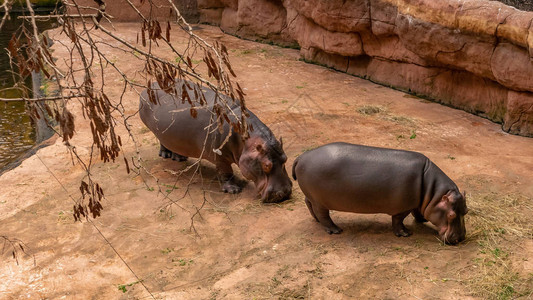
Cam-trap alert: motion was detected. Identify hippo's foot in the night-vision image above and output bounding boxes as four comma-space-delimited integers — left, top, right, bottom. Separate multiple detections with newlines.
219, 174, 243, 194
159, 144, 188, 161
393, 225, 412, 237
159, 148, 173, 159
324, 225, 343, 235
392, 211, 412, 237
171, 153, 188, 162
411, 210, 427, 223
222, 181, 242, 194
310, 203, 343, 234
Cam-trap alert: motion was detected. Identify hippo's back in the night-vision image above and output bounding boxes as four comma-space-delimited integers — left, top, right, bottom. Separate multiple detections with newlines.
294, 142, 428, 215
139, 82, 224, 159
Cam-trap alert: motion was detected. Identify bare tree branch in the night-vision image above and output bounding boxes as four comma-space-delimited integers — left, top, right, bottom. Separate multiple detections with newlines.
0, 0, 11, 30
2, 0, 248, 242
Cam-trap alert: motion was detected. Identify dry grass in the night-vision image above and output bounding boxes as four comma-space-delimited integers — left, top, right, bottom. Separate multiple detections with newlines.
356, 105, 386, 116
383, 115, 416, 126
464, 192, 533, 299
356, 105, 416, 127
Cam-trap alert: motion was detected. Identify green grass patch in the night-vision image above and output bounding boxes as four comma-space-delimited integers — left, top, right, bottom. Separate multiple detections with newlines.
117, 281, 142, 293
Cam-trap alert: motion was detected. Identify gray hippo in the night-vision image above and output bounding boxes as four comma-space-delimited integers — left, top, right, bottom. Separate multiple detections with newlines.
292, 142, 467, 244
139, 81, 292, 203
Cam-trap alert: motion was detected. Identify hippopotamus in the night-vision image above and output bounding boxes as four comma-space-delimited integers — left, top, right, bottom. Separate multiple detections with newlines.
139, 80, 292, 203
292, 142, 467, 244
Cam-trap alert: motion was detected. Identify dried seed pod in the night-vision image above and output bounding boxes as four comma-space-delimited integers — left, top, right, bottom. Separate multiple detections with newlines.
166, 21, 171, 41
124, 157, 130, 174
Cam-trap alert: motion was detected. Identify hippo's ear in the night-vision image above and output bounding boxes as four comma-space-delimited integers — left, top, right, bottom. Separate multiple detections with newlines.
437, 194, 453, 211
462, 190, 469, 214
442, 194, 450, 203
279, 137, 283, 149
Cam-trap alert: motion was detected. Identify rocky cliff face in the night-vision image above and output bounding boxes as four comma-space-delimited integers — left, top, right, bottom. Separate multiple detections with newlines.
70, 0, 533, 137
199, 0, 533, 137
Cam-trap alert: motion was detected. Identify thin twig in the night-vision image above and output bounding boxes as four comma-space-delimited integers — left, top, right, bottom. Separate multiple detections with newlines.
0, 94, 84, 102
17, 14, 108, 20
35, 153, 155, 299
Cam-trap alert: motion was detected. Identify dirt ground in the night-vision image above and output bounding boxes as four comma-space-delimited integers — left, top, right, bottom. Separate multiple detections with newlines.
1, 24, 532, 299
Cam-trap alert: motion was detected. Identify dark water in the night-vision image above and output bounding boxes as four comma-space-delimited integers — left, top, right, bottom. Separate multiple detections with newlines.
0, 11, 57, 169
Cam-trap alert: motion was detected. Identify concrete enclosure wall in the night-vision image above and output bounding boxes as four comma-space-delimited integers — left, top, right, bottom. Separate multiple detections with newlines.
73, 0, 533, 137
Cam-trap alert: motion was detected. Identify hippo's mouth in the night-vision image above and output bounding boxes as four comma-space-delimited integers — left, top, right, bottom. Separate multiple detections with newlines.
256, 177, 269, 201
439, 228, 464, 245
255, 176, 292, 203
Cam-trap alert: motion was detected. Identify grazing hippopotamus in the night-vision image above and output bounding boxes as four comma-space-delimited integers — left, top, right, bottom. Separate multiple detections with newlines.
292, 142, 467, 244
139, 81, 292, 203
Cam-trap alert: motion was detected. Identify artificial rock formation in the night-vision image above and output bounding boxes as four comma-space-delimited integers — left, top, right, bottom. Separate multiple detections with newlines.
72, 0, 533, 137
199, 0, 533, 137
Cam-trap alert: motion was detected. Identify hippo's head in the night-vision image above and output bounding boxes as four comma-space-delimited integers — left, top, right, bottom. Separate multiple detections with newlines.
238, 136, 292, 203
426, 190, 468, 245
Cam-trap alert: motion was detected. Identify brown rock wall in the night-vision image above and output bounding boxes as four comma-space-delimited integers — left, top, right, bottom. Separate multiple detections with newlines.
491, 42, 533, 92
359, 34, 426, 65
199, 7, 223, 25
294, 15, 365, 57
200, 0, 533, 137
197, 0, 224, 9
394, 14, 497, 79
67, 0, 533, 137
505, 91, 533, 135
286, 0, 370, 33
234, 0, 289, 42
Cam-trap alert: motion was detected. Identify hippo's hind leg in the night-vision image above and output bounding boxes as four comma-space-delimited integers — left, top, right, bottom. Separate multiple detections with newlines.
392, 210, 413, 237
159, 144, 173, 158
216, 160, 242, 194
159, 144, 188, 161
310, 200, 342, 234
304, 197, 319, 222
171, 153, 188, 162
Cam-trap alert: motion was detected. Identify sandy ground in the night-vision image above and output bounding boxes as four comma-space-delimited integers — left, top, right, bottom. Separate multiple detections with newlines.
1, 24, 532, 299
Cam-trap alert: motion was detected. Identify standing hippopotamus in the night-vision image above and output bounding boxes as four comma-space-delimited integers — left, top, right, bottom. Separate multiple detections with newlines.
139, 81, 292, 203
292, 142, 467, 244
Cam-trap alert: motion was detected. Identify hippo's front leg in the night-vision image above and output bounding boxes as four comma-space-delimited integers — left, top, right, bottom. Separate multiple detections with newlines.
392, 210, 413, 237
411, 209, 427, 223
216, 160, 242, 194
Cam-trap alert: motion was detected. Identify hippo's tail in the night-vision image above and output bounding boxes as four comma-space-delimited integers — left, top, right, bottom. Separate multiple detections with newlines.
292, 156, 299, 181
